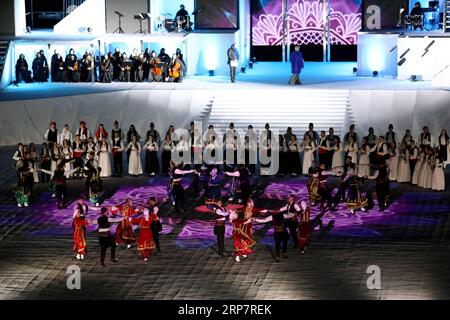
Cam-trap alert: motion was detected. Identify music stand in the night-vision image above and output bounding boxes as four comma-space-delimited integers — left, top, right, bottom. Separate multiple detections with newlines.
113, 11, 125, 34
134, 13, 151, 33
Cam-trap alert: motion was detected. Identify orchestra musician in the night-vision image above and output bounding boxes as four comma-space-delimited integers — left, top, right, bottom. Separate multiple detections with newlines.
149, 51, 163, 82
168, 54, 181, 82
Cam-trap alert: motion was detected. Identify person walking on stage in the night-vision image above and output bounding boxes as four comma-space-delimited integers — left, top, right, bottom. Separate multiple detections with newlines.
96, 207, 121, 267
230, 204, 255, 263
297, 201, 312, 254
255, 209, 290, 262
227, 43, 239, 83
130, 208, 158, 262
72, 207, 89, 261
289, 45, 304, 85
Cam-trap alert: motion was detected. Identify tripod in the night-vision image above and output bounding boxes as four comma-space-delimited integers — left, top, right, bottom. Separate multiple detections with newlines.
113, 12, 125, 34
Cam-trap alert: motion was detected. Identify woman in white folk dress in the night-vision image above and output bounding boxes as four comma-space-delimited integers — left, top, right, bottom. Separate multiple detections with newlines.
388, 141, 399, 181
332, 136, 344, 176
97, 139, 112, 178
61, 139, 73, 179
302, 135, 316, 175
412, 149, 424, 185
432, 154, 445, 191
127, 134, 143, 176
418, 148, 432, 189
358, 137, 373, 178
344, 135, 358, 165
397, 143, 411, 183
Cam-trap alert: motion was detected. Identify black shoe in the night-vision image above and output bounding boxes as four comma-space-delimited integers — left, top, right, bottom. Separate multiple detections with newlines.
282, 254, 288, 259
275, 257, 280, 262
111, 258, 118, 263
101, 262, 106, 267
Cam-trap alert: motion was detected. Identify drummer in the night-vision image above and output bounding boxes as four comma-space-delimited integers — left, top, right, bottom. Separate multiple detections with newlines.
409, 1, 424, 30
175, 4, 190, 31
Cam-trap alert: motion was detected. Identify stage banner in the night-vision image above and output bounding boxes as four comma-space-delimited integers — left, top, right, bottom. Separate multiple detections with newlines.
252, 0, 362, 46
194, 0, 239, 30
362, 0, 409, 30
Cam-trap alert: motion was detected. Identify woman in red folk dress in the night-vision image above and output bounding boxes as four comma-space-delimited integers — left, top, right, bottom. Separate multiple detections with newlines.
297, 201, 312, 254
73, 207, 89, 260
230, 199, 256, 263
115, 198, 141, 249
130, 208, 157, 262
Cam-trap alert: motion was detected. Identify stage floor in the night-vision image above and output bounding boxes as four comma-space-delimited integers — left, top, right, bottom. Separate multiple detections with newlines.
0, 62, 443, 102
0, 145, 449, 299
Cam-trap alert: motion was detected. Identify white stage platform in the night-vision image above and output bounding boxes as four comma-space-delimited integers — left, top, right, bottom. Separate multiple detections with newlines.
1, 62, 449, 147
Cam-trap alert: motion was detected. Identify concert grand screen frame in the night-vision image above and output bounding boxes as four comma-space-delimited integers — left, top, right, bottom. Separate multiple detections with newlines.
251, 0, 363, 46
194, 0, 240, 30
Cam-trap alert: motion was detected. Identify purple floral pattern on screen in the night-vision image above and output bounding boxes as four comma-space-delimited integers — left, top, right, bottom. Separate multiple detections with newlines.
252, 0, 362, 46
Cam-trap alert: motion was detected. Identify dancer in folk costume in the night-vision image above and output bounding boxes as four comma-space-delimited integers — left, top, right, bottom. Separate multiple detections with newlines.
297, 201, 312, 254
115, 198, 142, 248
368, 160, 390, 212
213, 199, 231, 257
73, 207, 89, 260
230, 199, 256, 263
130, 209, 158, 262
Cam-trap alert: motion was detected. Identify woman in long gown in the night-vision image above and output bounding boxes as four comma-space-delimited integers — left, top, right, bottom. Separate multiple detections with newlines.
397, 143, 411, 183
287, 135, 302, 176
302, 135, 316, 175
412, 149, 424, 185
418, 148, 432, 189
358, 138, 373, 178
130, 209, 157, 262
145, 135, 159, 176
344, 135, 358, 165
127, 134, 143, 176
432, 155, 445, 191
332, 136, 344, 176
230, 199, 256, 263
388, 141, 399, 181
97, 140, 112, 178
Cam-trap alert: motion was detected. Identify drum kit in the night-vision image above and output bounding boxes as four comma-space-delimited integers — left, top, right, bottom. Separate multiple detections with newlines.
403, 15, 424, 28
156, 13, 191, 33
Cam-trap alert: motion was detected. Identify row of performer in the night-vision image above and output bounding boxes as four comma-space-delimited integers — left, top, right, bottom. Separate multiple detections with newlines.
14, 47, 185, 84
72, 195, 312, 265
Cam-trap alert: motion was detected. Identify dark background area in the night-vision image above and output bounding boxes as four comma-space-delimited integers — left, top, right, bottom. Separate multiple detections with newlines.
26, 0, 64, 29
251, 45, 358, 62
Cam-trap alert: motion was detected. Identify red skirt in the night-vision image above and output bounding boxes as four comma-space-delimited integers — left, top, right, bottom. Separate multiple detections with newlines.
115, 220, 135, 244
298, 222, 312, 251
73, 228, 86, 254
232, 221, 256, 257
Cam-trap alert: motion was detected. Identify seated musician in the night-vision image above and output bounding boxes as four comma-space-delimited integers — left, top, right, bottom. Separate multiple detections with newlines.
175, 4, 190, 31
149, 51, 163, 82
168, 54, 182, 83
410, 1, 424, 30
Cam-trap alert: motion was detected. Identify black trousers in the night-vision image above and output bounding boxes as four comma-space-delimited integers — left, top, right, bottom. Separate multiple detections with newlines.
151, 223, 161, 250
284, 219, 298, 246
274, 231, 288, 258
214, 224, 225, 256
173, 183, 185, 211
376, 181, 389, 209
55, 184, 67, 208
99, 235, 116, 263
409, 159, 417, 178
113, 152, 123, 176
229, 66, 236, 82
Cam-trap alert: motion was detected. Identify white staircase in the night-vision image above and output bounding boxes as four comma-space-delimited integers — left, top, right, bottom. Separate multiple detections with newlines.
0, 40, 9, 82
207, 89, 351, 138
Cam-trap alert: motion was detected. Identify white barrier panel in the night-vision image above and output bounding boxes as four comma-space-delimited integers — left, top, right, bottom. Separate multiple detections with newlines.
54, 0, 106, 35
397, 36, 450, 81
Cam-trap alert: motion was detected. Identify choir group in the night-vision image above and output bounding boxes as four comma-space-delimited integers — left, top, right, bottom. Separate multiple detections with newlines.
14, 47, 185, 84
